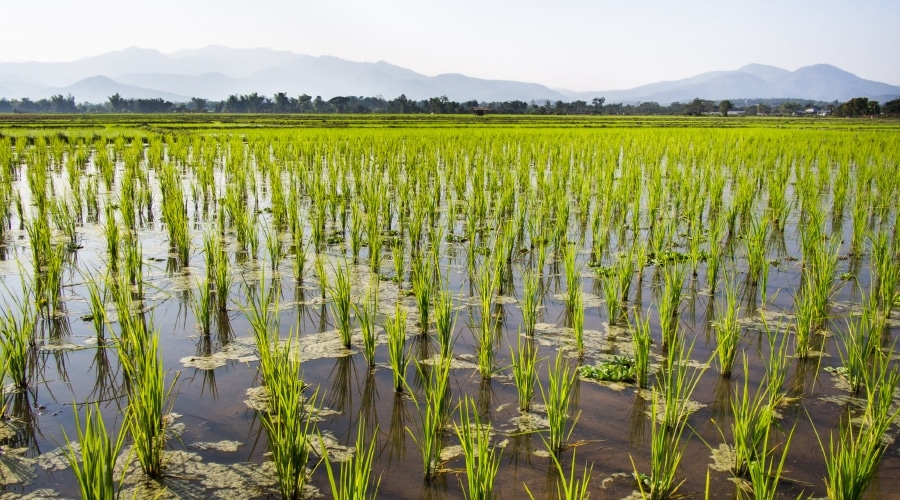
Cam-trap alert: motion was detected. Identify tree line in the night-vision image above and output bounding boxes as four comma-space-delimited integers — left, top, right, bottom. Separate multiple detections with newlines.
1, 92, 897, 117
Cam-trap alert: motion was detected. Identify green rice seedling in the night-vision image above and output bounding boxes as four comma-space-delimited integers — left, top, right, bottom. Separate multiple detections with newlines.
103, 206, 120, 273
49, 197, 78, 249
212, 237, 232, 312
870, 231, 898, 318
411, 253, 434, 334
385, 304, 409, 392
327, 262, 355, 348
510, 331, 538, 412
520, 267, 540, 336
353, 282, 379, 368
392, 241, 406, 286
290, 215, 308, 283
713, 276, 741, 377
705, 210, 726, 289
321, 418, 381, 500
632, 389, 687, 500
745, 422, 796, 500
244, 272, 279, 383
433, 288, 457, 359
121, 230, 144, 300
191, 277, 213, 335
474, 258, 499, 380
728, 356, 775, 477
62, 404, 130, 500
539, 349, 581, 453
1, 291, 36, 389
743, 215, 770, 298
265, 223, 283, 271
849, 193, 869, 256
818, 386, 900, 500
348, 202, 365, 264
792, 286, 816, 359
126, 330, 179, 477
630, 311, 652, 389
409, 356, 452, 479
454, 395, 502, 499
658, 334, 705, 431
571, 288, 585, 357
562, 243, 581, 311
40, 243, 67, 316
603, 252, 634, 326
759, 315, 790, 408
25, 214, 52, 275
261, 339, 320, 500
657, 264, 684, 348
526, 445, 592, 500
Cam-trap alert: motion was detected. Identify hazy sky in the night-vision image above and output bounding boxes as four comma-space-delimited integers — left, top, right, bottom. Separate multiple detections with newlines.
3, 0, 898, 90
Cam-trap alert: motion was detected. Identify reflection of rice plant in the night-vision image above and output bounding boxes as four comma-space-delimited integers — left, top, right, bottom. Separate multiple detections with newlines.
327, 262, 355, 349
539, 350, 581, 453
510, 331, 538, 412
454, 396, 501, 499
322, 418, 380, 500
409, 357, 451, 479
712, 277, 741, 377
385, 304, 409, 393
630, 312, 652, 389
62, 404, 129, 499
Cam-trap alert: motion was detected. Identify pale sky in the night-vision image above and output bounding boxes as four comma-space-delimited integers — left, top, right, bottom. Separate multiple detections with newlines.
2, 0, 898, 91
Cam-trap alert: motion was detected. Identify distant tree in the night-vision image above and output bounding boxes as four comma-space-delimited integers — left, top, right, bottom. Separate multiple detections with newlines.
0, 98, 11, 113
684, 98, 713, 116
190, 97, 208, 112
884, 98, 900, 115
833, 97, 876, 117
719, 100, 734, 117
50, 94, 77, 113
592, 97, 605, 114
298, 94, 313, 113
108, 93, 126, 112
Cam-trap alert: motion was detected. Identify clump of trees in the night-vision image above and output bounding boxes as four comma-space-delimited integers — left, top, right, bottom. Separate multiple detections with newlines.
2, 91, 896, 117
832, 97, 881, 117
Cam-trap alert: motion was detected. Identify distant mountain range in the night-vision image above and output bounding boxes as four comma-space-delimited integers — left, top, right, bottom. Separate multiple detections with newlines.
1, 46, 898, 105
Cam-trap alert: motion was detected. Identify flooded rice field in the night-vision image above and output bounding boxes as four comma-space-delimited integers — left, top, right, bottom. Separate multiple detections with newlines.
0, 121, 898, 499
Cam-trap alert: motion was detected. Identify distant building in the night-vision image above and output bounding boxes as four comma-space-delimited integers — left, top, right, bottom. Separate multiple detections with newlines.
471, 106, 490, 116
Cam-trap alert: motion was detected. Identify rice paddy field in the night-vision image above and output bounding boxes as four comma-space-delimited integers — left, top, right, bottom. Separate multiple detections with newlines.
0, 114, 898, 499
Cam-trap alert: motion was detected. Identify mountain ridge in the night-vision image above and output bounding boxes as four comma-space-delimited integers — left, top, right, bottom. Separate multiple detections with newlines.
1, 47, 898, 104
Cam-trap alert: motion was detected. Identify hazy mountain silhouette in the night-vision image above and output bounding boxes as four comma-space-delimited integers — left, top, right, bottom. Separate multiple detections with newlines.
1, 47, 898, 104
